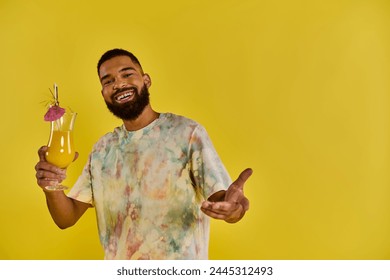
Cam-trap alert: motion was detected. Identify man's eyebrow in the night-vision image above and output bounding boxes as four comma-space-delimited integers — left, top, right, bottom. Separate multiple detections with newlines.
120, 67, 136, 72
100, 67, 136, 82
100, 74, 110, 82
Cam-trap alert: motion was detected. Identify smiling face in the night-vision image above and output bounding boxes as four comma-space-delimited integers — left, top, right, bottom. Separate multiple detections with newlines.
99, 55, 151, 121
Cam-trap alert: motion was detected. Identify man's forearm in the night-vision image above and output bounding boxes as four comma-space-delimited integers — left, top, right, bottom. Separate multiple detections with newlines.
44, 191, 87, 229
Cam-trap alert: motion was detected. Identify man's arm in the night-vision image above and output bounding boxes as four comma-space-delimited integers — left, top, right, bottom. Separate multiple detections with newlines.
35, 146, 91, 229
44, 191, 91, 229
201, 168, 252, 223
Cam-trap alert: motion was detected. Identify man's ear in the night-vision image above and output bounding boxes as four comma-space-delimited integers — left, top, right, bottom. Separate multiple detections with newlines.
143, 73, 152, 88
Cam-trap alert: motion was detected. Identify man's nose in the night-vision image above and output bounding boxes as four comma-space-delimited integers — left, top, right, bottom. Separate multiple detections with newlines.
113, 79, 127, 89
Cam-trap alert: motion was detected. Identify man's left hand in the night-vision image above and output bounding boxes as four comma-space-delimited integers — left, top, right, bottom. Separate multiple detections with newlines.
201, 168, 252, 223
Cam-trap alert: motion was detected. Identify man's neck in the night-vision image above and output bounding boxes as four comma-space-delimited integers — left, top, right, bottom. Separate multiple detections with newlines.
122, 105, 160, 131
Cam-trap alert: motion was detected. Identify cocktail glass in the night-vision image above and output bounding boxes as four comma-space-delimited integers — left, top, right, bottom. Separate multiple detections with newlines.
45, 111, 77, 191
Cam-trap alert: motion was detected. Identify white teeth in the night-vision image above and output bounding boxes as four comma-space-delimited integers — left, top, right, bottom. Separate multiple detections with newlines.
116, 91, 134, 101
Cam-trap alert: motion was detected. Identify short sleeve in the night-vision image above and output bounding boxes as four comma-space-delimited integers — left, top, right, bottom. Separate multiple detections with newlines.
189, 125, 232, 199
67, 153, 94, 206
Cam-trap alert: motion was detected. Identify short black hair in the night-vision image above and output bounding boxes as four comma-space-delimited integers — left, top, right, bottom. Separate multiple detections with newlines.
97, 48, 143, 75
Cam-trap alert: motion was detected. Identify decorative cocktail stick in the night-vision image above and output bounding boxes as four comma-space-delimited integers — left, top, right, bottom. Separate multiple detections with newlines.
54, 83, 59, 106
44, 83, 65, 121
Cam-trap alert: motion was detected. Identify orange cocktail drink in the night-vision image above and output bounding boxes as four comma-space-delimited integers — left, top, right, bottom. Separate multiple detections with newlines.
45, 130, 75, 168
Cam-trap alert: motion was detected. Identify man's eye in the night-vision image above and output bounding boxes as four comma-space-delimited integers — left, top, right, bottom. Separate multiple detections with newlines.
123, 73, 132, 78
103, 79, 113, 86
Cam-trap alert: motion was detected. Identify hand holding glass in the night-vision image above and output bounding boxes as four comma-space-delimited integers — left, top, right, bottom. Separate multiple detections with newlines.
45, 112, 77, 191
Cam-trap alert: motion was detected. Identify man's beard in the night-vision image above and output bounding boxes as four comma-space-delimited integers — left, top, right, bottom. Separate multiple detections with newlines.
105, 84, 150, 121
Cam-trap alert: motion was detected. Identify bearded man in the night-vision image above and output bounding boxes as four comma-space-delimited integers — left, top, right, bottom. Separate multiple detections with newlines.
35, 48, 252, 260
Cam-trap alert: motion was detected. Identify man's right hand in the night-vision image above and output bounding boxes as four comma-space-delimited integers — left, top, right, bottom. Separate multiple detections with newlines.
34, 146, 88, 229
35, 146, 68, 190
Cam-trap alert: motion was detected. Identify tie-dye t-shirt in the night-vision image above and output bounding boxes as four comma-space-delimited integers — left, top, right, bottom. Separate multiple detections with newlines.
67, 113, 231, 259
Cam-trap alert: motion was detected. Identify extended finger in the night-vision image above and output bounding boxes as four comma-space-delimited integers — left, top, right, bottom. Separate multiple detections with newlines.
202, 201, 239, 214
200, 207, 228, 220
232, 168, 253, 189
200, 206, 227, 220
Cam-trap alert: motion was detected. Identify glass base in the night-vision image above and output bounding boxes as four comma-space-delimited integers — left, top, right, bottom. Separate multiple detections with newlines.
45, 185, 68, 191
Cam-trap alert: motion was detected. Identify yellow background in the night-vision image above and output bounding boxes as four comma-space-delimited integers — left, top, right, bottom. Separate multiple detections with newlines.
0, 0, 389, 259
